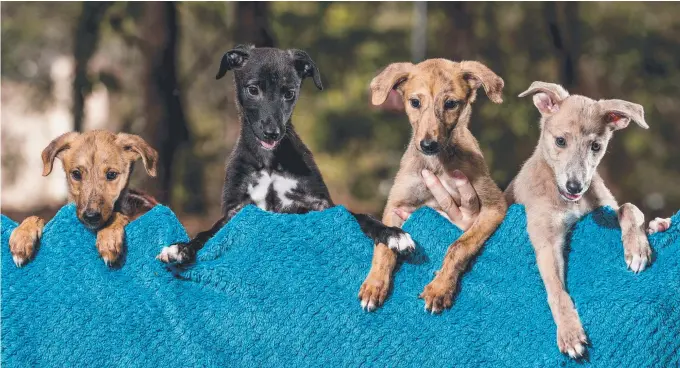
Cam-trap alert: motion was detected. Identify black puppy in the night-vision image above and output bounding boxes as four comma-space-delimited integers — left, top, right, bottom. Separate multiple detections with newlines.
157, 45, 414, 265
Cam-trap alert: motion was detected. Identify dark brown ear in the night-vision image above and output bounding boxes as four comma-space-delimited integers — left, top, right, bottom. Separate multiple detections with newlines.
459, 61, 505, 104
115, 133, 159, 177
41, 132, 79, 176
369, 62, 413, 106
599, 99, 648, 131
518, 81, 570, 115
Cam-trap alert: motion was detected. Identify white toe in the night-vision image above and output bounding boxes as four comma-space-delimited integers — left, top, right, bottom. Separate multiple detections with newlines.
387, 233, 415, 253
367, 301, 376, 312
648, 217, 671, 234
575, 343, 585, 356
157, 244, 181, 263
12, 255, 25, 267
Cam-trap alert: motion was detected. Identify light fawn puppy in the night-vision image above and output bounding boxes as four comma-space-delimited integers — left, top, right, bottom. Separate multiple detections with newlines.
359, 59, 508, 313
506, 81, 666, 359
9, 130, 158, 267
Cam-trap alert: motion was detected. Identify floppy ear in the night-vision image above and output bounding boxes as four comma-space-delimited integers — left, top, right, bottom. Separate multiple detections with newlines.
599, 99, 648, 131
459, 61, 505, 104
215, 45, 251, 80
290, 49, 323, 90
41, 132, 79, 176
115, 133, 159, 177
518, 81, 570, 115
369, 62, 413, 106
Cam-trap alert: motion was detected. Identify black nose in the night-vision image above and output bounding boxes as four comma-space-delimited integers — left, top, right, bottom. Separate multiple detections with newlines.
262, 126, 280, 141
83, 210, 102, 224
419, 139, 440, 155
566, 180, 583, 195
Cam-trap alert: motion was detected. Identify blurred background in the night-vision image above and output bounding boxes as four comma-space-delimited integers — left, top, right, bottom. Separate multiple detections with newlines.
2, 2, 679, 235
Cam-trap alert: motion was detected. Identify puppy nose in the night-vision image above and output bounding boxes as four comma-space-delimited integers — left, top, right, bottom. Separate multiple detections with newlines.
83, 210, 102, 224
262, 126, 280, 141
566, 180, 583, 195
419, 139, 440, 155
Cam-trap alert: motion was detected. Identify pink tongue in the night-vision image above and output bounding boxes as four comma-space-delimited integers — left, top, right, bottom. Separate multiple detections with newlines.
261, 140, 276, 149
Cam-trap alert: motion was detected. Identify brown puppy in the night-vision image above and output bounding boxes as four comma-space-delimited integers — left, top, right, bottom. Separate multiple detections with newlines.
360, 59, 508, 312
8, 130, 159, 267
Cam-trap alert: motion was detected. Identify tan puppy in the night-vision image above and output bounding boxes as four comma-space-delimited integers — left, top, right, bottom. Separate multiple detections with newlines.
9, 130, 158, 267
505, 81, 661, 359
359, 59, 508, 313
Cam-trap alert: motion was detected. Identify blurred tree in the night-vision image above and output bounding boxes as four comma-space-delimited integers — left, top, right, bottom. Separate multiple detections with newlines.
72, 2, 113, 132
235, 2, 275, 47
139, 2, 191, 206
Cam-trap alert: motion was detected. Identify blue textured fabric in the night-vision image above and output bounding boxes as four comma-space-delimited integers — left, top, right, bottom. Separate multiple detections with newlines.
2, 203, 679, 367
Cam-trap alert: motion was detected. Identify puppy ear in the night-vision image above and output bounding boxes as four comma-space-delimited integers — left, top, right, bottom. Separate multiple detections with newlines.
41, 132, 79, 176
518, 81, 570, 115
459, 61, 504, 104
599, 99, 648, 131
215, 45, 251, 80
369, 62, 413, 106
290, 49, 323, 90
115, 133, 159, 177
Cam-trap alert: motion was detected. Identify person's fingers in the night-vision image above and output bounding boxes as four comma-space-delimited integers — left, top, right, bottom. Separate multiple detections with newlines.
422, 169, 463, 221
452, 170, 480, 217
393, 208, 412, 222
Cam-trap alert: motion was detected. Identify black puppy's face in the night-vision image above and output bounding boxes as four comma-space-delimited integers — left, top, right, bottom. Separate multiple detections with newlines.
216, 46, 323, 150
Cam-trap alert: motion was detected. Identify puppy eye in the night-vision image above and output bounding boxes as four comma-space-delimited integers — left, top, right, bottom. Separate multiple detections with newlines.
71, 170, 82, 181
283, 90, 295, 101
444, 100, 458, 110
555, 137, 567, 148
247, 86, 259, 96
106, 171, 118, 181
591, 142, 601, 152
409, 99, 421, 108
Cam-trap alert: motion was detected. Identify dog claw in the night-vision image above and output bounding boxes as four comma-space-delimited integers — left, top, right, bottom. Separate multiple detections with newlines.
12, 255, 26, 267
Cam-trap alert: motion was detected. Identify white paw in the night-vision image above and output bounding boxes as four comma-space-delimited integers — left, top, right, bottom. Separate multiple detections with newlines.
387, 233, 415, 253
360, 299, 377, 312
156, 244, 182, 263
647, 217, 671, 235
627, 254, 648, 273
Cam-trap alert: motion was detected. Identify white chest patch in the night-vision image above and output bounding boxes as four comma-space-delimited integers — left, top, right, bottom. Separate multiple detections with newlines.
247, 170, 299, 210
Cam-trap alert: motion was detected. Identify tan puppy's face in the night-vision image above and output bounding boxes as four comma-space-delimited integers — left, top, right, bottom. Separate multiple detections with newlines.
519, 82, 649, 201
370, 59, 504, 155
41, 131, 158, 230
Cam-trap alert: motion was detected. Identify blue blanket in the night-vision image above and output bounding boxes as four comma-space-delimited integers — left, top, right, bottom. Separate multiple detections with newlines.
2, 203, 679, 367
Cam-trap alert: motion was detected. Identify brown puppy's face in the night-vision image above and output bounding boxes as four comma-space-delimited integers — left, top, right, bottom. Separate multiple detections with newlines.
370, 59, 504, 155
41, 131, 158, 230
518, 81, 648, 201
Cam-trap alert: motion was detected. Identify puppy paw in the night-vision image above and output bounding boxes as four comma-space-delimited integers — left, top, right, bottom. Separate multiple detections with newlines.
96, 227, 124, 266
624, 236, 652, 273
157, 243, 190, 264
9, 216, 44, 267
556, 316, 588, 359
420, 276, 454, 314
386, 229, 415, 254
647, 217, 671, 235
358, 271, 391, 312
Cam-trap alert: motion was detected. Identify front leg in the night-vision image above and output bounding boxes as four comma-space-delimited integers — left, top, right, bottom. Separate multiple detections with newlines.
618, 203, 652, 273
357, 205, 408, 311
96, 212, 130, 266
528, 211, 587, 359
420, 205, 505, 313
9, 216, 45, 267
157, 202, 247, 264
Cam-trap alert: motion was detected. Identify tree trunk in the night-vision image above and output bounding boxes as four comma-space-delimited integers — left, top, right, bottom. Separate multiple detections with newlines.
72, 2, 113, 132
139, 2, 191, 206
544, 2, 581, 90
234, 2, 275, 47
440, 2, 474, 60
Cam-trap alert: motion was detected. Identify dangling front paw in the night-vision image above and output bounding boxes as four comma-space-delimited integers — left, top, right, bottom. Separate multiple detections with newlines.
556, 313, 588, 359
156, 242, 194, 264
358, 270, 391, 312
96, 227, 124, 266
420, 276, 454, 314
623, 236, 652, 273
9, 216, 44, 267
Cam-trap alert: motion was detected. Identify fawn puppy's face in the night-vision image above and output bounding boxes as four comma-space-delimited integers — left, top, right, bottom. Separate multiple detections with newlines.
519, 82, 648, 201
41, 131, 158, 229
370, 59, 504, 155
215, 45, 323, 150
